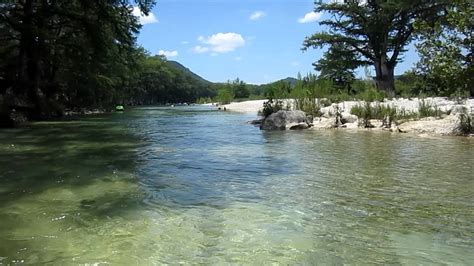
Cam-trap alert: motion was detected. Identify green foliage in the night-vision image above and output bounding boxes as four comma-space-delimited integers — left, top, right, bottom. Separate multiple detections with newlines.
394, 71, 427, 97
351, 102, 374, 128
291, 74, 323, 116
351, 103, 415, 128
0, 0, 158, 117
358, 86, 385, 102
418, 99, 442, 118
414, 0, 473, 97
0, 0, 222, 123
216, 86, 234, 105
314, 44, 358, 93
350, 98, 445, 128
232, 78, 250, 99
457, 108, 473, 135
303, 0, 449, 95
264, 81, 291, 100
196, 97, 213, 104
260, 99, 286, 118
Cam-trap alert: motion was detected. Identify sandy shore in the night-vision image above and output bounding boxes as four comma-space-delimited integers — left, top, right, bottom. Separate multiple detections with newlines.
223, 100, 267, 114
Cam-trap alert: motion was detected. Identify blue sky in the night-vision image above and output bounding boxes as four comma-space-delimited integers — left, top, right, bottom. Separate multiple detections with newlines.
134, 0, 419, 84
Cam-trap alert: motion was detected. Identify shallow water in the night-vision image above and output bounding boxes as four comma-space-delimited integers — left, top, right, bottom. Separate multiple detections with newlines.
0, 106, 473, 264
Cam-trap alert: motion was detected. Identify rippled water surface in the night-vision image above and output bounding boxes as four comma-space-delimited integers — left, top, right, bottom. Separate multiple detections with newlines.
0, 106, 473, 264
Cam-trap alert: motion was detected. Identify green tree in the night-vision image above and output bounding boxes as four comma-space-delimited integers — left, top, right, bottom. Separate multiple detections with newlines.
216, 84, 234, 104
414, 0, 473, 97
232, 78, 250, 99
303, 0, 448, 96
314, 43, 359, 94
0, 0, 155, 122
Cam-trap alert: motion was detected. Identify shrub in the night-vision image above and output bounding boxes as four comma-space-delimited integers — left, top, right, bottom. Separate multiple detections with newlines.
216, 87, 234, 104
457, 107, 473, 135
351, 101, 373, 128
418, 99, 442, 118
290, 76, 326, 116
196, 97, 213, 104
351, 102, 398, 128
260, 99, 285, 118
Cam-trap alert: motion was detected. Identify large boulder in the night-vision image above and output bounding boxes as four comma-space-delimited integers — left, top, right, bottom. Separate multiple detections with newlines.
341, 112, 358, 124
260, 110, 312, 130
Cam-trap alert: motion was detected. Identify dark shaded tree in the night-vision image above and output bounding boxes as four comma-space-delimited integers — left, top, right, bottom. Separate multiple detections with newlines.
0, 0, 155, 123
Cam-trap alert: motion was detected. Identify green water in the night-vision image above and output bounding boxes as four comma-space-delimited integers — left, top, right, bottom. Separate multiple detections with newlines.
0, 106, 473, 264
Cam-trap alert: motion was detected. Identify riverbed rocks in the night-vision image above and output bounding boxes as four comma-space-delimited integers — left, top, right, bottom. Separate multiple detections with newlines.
260, 110, 312, 130
341, 112, 358, 124
223, 97, 473, 136
397, 114, 469, 136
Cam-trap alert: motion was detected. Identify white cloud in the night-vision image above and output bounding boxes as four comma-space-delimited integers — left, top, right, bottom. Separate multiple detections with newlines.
250, 11, 265, 20
193, 32, 245, 54
132, 6, 158, 25
235, 56, 243, 61
192, 46, 209, 54
290, 61, 300, 67
158, 50, 178, 58
298, 11, 321, 23
181, 41, 189, 45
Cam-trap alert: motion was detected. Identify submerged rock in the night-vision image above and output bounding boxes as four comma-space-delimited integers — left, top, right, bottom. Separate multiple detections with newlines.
287, 122, 310, 130
247, 119, 263, 126
260, 110, 312, 130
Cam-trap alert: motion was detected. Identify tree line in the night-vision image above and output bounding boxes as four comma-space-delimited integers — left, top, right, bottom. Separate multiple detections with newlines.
0, 0, 216, 126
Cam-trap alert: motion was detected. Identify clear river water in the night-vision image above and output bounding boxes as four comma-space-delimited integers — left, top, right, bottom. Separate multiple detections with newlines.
0, 106, 473, 264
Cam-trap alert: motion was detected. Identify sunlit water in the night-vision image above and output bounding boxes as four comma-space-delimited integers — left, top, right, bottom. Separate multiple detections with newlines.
0, 106, 473, 264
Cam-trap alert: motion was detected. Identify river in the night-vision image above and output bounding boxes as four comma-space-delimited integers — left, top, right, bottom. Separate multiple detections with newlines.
0, 106, 473, 264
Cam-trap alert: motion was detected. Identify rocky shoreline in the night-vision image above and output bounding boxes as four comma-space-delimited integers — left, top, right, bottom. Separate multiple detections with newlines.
224, 98, 474, 136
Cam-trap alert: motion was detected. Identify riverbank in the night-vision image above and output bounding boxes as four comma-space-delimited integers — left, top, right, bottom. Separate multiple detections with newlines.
224, 98, 474, 136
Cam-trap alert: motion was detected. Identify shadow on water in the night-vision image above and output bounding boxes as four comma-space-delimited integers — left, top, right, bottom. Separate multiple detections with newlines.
0, 116, 140, 207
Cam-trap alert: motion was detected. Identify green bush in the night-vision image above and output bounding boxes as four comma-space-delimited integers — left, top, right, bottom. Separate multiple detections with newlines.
351, 102, 373, 128
216, 87, 234, 104
351, 102, 399, 127
260, 99, 286, 118
196, 97, 213, 104
418, 99, 442, 118
457, 107, 473, 135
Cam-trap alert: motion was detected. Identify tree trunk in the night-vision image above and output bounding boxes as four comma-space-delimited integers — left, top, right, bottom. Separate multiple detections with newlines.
17, 0, 50, 119
374, 58, 395, 98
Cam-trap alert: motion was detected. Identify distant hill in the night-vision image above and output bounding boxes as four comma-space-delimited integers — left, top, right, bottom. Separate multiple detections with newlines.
165, 60, 298, 88
166, 61, 212, 84
269, 77, 298, 87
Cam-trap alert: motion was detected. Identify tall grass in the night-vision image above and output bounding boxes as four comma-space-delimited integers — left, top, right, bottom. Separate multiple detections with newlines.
350, 98, 446, 128
457, 107, 473, 135
291, 77, 330, 116
418, 99, 442, 118
351, 103, 417, 128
